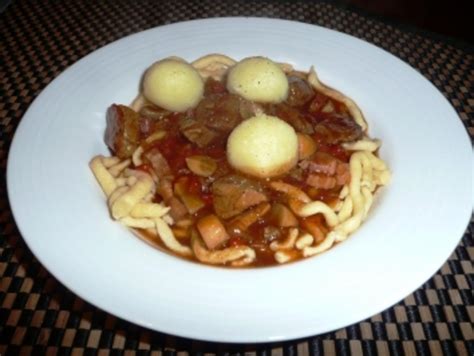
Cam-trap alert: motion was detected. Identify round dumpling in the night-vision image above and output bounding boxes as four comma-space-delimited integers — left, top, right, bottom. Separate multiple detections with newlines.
143, 58, 204, 112
227, 114, 298, 178
226, 56, 289, 103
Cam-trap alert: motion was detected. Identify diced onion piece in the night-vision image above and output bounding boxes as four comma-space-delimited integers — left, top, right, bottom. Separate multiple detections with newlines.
180, 194, 205, 214
270, 203, 299, 227
185, 155, 217, 177
174, 179, 205, 214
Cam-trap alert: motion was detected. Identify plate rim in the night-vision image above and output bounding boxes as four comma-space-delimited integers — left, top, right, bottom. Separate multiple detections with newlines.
6, 17, 473, 343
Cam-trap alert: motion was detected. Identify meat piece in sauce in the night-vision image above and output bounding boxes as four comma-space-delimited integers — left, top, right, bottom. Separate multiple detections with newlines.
197, 214, 230, 250
300, 152, 351, 189
335, 162, 351, 185
138, 105, 171, 137
195, 94, 244, 133
179, 116, 219, 148
140, 105, 170, 121
167, 196, 189, 220
285, 75, 315, 107
157, 178, 188, 220
142, 147, 172, 178
299, 152, 338, 175
308, 93, 351, 118
266, 103, 314, 134
179, 79, 251, 147
157, 177, 174, 201
105, 104, 140, 159
314, 115, 363, 144
306, 174, 337, 190
212, 175, 268, 219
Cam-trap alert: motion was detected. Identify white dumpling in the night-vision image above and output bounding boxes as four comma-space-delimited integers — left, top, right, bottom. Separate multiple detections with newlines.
226, 56, 289, 103
143, 58, 204, 112
227, 114, 298, 178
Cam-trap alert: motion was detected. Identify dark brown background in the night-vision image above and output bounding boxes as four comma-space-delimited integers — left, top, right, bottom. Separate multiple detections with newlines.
1, 0, 474, 43
344, 0, 473, 44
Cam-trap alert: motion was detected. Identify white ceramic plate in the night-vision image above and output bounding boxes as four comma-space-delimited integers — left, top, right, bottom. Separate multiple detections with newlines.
7, 18, 472, 343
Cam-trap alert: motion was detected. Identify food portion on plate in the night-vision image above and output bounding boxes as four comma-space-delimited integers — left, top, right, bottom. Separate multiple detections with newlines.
89, 54, 390, 267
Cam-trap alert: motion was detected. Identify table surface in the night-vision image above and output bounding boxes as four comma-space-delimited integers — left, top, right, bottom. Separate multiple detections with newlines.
1, 0, 472, 355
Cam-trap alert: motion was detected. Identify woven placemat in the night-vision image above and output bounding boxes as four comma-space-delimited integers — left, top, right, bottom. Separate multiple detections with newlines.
1, 0, 472, 354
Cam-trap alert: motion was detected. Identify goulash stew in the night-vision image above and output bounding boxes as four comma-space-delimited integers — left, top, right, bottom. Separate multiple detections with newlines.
90, 54, 390, 267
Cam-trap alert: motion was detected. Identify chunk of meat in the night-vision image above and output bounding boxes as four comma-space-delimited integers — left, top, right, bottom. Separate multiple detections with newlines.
212, 175, 268, 219
228, 202, 271, 232
299, 152, 338, 175
308, 93, 351, 118
286, 76, 315, 107
157, 178, 174, 201
314, 115, 363, 144
197, 214, 230, 250
138, 105, 170, 137
180, 93, 247, 148
105, 104, 140, 159
306, 174, 337, 190
167, 196, 189, 220
143, 147, 171, 178
139, 105, 170, 121
302, 152, 350, 189
139, 117, 154, 138
336, 163, 351, 185
268, 103, 314, 134
179, 117, 219, 148
156, 178, 188, 220
195, 94, 244, 133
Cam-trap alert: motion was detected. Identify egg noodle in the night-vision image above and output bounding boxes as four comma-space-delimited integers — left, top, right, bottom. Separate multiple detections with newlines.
90, 54, 391, 267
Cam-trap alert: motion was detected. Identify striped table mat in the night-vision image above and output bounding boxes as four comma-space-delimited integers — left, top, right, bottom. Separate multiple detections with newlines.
1, 0, 472, 354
